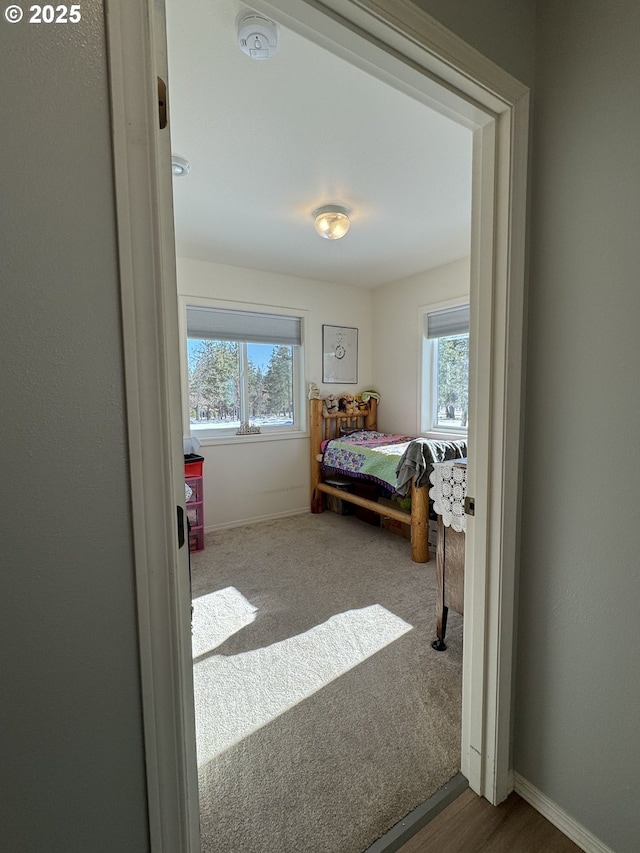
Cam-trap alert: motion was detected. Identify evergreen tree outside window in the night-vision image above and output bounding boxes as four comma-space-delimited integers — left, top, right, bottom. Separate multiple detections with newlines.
421, 302, 469, 434
185, 304, 303, 438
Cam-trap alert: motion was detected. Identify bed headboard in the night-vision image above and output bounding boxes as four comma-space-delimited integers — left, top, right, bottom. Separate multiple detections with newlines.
309, 396, 377, 443
309, 395, 378, 512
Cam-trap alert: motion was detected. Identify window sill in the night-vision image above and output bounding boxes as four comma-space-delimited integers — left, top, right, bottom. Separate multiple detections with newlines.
194, 429, 309, 448
422, 430, 468, 442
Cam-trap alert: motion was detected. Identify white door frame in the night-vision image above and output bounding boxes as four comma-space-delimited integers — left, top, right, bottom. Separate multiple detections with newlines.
106, 0, 529, 849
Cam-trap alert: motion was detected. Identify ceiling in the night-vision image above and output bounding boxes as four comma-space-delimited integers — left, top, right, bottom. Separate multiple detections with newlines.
165, 0, 472, 289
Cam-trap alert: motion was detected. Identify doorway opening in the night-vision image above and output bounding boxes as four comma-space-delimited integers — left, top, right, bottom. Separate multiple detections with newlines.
167, 2, 472, 848
106, 0, 529, 849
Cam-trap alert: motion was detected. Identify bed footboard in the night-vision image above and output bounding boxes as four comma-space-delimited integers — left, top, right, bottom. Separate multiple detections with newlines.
310, 397, 430, 563
313, 477, 429, 562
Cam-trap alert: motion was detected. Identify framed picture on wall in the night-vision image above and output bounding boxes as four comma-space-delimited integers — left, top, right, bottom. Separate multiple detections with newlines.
322, 324, 358, 384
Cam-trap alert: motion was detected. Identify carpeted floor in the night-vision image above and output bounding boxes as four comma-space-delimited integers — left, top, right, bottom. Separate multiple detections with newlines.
190, 511, 463, 853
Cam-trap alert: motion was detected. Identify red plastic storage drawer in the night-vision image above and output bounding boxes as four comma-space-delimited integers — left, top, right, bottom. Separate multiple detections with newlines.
184, 453, 204, 477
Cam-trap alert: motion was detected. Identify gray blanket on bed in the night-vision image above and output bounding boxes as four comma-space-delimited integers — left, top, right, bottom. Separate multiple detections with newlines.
395, 438, 467, 497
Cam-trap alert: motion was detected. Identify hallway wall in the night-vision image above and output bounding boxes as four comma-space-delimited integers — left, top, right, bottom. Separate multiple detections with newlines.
0, 5, 149, 851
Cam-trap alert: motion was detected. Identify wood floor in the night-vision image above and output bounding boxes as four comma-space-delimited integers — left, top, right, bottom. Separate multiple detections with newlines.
397, 788, 583, 853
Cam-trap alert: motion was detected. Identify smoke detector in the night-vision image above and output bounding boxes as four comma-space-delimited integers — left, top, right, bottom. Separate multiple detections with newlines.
237, 11, 279, 60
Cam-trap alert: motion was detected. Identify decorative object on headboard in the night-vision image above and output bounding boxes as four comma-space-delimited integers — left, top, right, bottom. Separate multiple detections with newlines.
322, 394, 340, 416
355, 389, 380, 411
338, 394, 356, 415
322, 324, 358, 384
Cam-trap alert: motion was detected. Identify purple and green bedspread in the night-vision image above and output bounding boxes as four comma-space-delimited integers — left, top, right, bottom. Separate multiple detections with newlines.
321, 430, 468, 496
321, 430, 414, 492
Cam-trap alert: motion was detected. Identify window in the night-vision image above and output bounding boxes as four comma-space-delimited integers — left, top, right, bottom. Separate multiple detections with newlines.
185, 304, 303, 438
421, 302, 469, 434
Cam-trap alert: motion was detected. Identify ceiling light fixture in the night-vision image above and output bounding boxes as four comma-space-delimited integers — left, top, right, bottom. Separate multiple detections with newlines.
171, 156, 191, 178
313, 205, 351, 240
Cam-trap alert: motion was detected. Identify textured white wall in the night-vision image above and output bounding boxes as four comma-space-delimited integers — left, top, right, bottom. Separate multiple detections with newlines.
0, 4, 149, 851
177, 257, 374, 527
372, 259, 470, 435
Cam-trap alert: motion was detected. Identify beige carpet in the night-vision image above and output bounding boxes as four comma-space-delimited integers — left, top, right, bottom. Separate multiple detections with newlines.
190, 512, 463, 853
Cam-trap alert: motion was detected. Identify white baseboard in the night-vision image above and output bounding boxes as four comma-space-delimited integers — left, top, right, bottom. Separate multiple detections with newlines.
513, 773, 615, 853
205, 507, 309, 533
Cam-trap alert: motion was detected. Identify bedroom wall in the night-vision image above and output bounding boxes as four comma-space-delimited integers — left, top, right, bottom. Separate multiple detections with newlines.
0, 6, 150, 851
371, 258, 470, 436
176, 256, 374, 528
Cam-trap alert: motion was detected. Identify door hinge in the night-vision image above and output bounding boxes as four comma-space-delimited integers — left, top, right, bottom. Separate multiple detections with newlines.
464, 495, 475, 516
157, 77, 167, 129
176, 505, 185, 548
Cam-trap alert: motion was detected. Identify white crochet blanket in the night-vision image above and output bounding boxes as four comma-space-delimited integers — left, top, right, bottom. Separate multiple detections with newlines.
429, 461, 467, 532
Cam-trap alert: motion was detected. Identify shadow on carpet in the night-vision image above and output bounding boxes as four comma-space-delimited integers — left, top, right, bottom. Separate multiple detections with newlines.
190, 512, 463, 853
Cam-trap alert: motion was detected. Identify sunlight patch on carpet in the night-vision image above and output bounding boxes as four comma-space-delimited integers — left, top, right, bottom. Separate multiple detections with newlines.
192, 587, 257, 658
193, 604, 412, 766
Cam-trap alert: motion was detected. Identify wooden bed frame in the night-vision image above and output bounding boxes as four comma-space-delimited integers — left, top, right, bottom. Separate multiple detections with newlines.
309, 396, 430, 563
